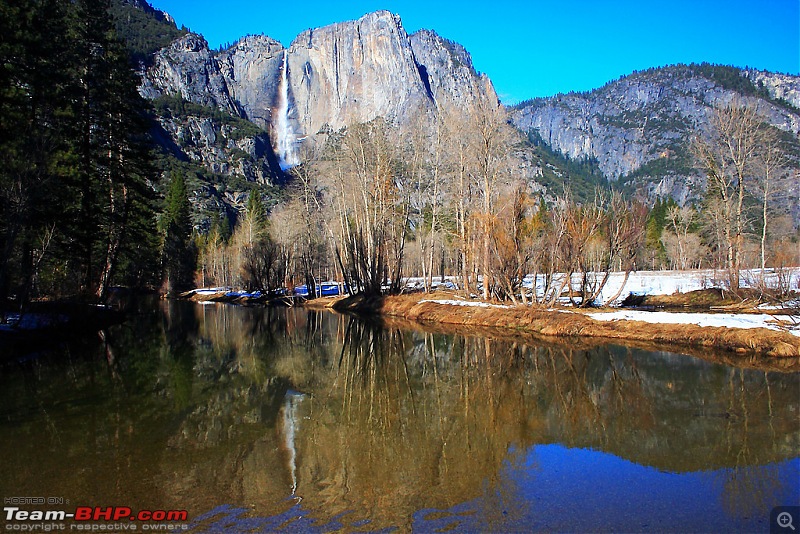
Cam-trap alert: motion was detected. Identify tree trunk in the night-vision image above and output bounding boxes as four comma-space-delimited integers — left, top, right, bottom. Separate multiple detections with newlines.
606, 270, 632, 306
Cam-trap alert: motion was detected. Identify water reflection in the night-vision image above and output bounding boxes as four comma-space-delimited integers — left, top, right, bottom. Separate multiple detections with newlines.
0, 301, 797, 532
281, 391, 304, 496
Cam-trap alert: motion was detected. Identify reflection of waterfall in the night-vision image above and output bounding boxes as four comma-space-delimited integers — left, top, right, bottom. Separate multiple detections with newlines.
281, 390, 305, 495
275, 51, 299, 170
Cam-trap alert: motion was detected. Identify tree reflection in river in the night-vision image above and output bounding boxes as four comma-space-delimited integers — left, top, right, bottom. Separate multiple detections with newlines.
0, 301, 796, 531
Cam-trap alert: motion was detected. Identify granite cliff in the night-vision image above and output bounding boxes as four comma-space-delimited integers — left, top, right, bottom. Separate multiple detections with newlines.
510, 65, 800, 206
138, 10, 497, 168
118, 1, 799, 221
111, 3, 504, 222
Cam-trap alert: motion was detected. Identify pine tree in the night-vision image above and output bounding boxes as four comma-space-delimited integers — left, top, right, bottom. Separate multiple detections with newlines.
66, 0, 159, 298
232, 191, 275, 291
0, 0, 81, 303
162, 172, 195, 295
0, 0, 161, 304
644, 197, 676, 269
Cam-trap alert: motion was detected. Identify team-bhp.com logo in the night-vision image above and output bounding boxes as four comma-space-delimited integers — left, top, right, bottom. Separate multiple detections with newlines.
4, 506, 189, 530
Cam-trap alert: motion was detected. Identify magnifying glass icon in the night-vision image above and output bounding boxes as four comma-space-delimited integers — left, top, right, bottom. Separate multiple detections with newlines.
778, 512, 796, 531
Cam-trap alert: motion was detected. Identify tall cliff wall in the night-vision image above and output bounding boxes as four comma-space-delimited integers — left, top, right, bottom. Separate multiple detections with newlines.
287, 11, 435, 136
139, 10, 496, 154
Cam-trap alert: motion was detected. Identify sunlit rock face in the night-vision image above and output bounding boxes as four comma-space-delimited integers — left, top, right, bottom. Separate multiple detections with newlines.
217, 35, 285, 129
746, 70, 800, 109
511, 69, 800, 182
509, 66, 800, 210
408, 28, 497, 108
140, 33, 239, 114
286, 11, 436, 136
140, 11, 497, 150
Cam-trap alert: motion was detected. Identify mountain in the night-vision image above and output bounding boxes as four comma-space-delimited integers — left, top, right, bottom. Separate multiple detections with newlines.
117, 2, 799, 223
510, 64, 800, 207
137, 10, 496, 164
110, 0, 187, 65
116, 4, 514, 220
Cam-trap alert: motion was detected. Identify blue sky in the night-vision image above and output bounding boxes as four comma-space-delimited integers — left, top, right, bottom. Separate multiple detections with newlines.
148, 0, 799, 104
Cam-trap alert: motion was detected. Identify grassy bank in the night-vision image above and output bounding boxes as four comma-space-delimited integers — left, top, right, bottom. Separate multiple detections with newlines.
317, 293, 800, 364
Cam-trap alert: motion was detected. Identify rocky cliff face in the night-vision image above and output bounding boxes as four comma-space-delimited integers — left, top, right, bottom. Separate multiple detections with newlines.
287, 11, 434, 136
217, 35, 284, 128
140, 33, 240, 114
510, 65, 800, 205
128, 5, 503, 222
132, 3, 798, 220
409, 29, 497, 108
139, 10, 495, 160
746, 70, 800, 109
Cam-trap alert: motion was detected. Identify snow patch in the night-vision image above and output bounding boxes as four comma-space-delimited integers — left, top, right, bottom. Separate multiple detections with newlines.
521, 268, 800, 306
586, 310, 800, 337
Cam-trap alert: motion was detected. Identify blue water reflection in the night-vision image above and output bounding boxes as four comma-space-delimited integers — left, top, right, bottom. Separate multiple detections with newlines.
189, 445, 799, 532
2, 302, 797, 533
414, 445, 799, 532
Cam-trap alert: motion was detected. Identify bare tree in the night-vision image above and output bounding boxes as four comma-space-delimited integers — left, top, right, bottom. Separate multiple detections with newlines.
323, 119, 411, 296
403, 106, 445, 292
287, 141, 330, 297
468, 92, 512, 300
440, 103, 475, 295
600, 194, 647, 305
666, 205, 695, 270
693, 98, 764, 290
490, 183, 533, 304
752, 127, 791, 275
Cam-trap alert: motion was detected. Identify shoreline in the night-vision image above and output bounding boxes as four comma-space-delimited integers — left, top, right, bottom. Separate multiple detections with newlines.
304, 293, 800, 367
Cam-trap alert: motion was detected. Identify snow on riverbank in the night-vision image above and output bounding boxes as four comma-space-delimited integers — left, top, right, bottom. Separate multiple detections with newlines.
586, 310, 800, 337
532, 268, 800, 306
408, 268, 799, 306
418, 297, 800, 337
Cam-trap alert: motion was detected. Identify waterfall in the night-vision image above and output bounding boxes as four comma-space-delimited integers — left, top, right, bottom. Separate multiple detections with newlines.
275, 50, 299, 170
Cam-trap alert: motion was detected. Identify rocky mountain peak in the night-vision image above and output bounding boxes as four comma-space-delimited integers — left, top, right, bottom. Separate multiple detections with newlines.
286, 10, 435, 136
510, 64, 800, 212
133, 5, 499, 216
140, 32, 240, 114
139, 9, 495, 148
409, 28, 496, 108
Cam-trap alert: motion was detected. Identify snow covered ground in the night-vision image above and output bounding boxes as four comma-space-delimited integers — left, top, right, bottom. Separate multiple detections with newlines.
586, 310, 800, 337
411, 269, 799, 337
525, 268, 800, 306
415, 297, 799, 336
408, 268, 800, 306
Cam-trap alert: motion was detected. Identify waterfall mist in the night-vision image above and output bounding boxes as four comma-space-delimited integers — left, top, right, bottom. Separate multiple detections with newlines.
274, 51, 300, 170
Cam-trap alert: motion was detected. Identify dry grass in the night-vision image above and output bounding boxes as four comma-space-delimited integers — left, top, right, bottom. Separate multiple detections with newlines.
640, 288, 733, 308
302, 296, 345, 310
328, 293, 800, 365
632, 288, 799, 314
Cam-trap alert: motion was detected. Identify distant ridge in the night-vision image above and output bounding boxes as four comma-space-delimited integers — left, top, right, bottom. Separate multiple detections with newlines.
510, 63, 800, 217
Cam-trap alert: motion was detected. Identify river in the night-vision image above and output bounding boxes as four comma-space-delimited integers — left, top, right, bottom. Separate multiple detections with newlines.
1, 300, 798, 532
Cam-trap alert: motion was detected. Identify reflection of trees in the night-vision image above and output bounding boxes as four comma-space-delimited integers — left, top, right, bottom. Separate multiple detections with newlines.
2, 304, 798, 528
713, 368, 790, 518
279, 320, 797, 530
718, 463, 783, 520
291, 320, 543, 530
